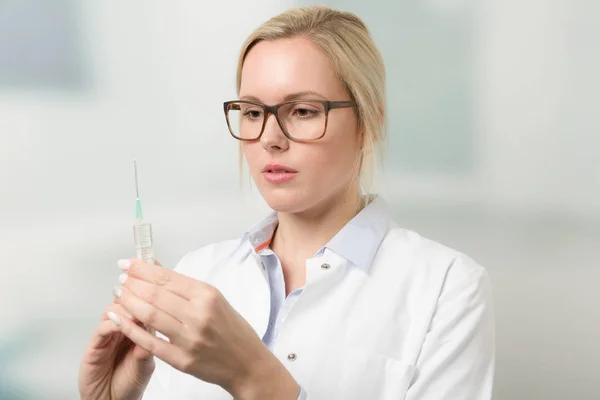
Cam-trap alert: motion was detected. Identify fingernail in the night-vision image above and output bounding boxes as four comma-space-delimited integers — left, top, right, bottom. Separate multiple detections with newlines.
113, 285, 122, 298
118, 273, 128, 285
107, 311, 122, 326
118, 259, 131, 271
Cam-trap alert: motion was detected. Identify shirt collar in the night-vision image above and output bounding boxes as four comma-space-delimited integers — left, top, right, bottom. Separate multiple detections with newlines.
323, 195, 390, 270
232, 195, 391, 271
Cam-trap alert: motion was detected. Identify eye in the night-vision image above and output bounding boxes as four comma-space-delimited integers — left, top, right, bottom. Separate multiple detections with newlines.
292, 106, 319, 118
243, 108, 263, 120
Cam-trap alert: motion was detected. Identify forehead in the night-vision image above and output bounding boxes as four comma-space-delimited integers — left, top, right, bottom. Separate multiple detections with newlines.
239, 37, 346, 102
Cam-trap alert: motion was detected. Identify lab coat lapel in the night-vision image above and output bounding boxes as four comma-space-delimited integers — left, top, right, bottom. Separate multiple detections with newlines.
209, 253, 271, 340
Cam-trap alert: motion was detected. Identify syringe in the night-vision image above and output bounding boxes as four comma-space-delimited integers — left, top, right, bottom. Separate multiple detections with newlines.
133, 159, 154, 264
132, 159, 157, 336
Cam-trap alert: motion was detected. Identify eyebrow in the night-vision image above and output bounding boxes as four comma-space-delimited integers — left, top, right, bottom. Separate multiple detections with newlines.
239, 91, 328, 103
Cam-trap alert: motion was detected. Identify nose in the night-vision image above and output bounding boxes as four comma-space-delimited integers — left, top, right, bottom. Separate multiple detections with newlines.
260, 112, 289, 152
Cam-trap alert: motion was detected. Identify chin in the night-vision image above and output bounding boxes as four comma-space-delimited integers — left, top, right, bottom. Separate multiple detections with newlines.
259, 187, 310, 214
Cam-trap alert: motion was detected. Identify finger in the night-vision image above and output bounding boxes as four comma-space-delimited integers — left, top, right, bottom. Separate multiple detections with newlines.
121, 258, 208, 300
115, 285, 183, 339
120, 274, 190, 323
108, 310, 184, 366
102, 302, 135, 322
102, 313, 154, 363
88, 302, 138, 350
88, 319, 123, 349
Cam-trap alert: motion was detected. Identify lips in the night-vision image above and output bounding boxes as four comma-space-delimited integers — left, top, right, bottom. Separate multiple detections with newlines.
261, 164, 297, 173
261, 163, 297, 183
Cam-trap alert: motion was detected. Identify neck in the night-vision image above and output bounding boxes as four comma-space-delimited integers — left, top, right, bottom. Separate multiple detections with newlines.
271, 189, 365, 264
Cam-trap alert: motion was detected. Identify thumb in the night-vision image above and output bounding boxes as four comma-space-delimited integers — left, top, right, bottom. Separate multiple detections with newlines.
87, 319, 122, 351
131, 342, 154, 364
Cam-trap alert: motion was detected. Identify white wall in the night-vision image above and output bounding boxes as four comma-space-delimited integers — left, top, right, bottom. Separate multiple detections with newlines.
478, 0, 600, 219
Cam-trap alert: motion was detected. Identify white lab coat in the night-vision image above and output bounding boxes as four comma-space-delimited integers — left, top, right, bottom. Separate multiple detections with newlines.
142, 221, 495, 399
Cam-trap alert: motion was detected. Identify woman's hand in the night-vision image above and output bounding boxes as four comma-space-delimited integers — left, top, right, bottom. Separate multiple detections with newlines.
111, 259, 299, 400
78, 301, 155, 400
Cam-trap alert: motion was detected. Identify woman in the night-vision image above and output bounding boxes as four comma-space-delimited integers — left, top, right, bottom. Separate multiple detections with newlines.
79, 5, 494, 400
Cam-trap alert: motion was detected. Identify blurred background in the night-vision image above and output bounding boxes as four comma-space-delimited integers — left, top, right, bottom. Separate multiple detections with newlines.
0, 0, 598, 398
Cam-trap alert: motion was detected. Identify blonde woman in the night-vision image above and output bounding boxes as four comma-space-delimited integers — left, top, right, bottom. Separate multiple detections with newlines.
79, 5, 494, 400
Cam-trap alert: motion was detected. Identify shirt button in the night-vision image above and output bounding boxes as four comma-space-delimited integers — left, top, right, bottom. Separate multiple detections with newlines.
320, 263, 331, 269
287, 353, 297, 361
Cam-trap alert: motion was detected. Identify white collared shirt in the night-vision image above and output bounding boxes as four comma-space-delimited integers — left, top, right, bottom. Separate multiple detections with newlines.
142, 196, 495, 399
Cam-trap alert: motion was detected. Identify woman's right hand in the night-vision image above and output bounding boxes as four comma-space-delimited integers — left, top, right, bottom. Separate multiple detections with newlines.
78, 301, 155, 400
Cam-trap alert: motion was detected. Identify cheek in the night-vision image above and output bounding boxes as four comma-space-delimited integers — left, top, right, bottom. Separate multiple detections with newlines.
308, 139, 360, 184
326, 122, 361, 168
242, 143, 259, 168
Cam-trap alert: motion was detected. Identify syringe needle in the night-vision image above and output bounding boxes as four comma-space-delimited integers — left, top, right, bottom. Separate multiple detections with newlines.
134, 159, 140, 199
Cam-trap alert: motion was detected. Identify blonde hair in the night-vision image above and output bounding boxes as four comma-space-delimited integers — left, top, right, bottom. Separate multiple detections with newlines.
236, 5, 387, 201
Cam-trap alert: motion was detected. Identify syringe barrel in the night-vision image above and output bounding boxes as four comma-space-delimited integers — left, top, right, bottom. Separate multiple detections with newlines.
133, 220, 154, 263
133, 219, 156, 336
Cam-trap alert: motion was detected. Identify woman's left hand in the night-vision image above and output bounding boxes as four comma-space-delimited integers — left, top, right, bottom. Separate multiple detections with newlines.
112, 259, 299, 400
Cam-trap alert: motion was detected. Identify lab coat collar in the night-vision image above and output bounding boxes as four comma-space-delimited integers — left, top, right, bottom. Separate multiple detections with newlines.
231, 195, 391, 272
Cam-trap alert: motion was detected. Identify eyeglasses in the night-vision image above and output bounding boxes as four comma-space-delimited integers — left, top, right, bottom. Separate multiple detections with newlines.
223, 99, 356, 142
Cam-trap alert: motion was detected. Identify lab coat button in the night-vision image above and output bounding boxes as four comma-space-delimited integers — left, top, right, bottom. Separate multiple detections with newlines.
287, 353, 297, 361
320, 263, 331, 269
